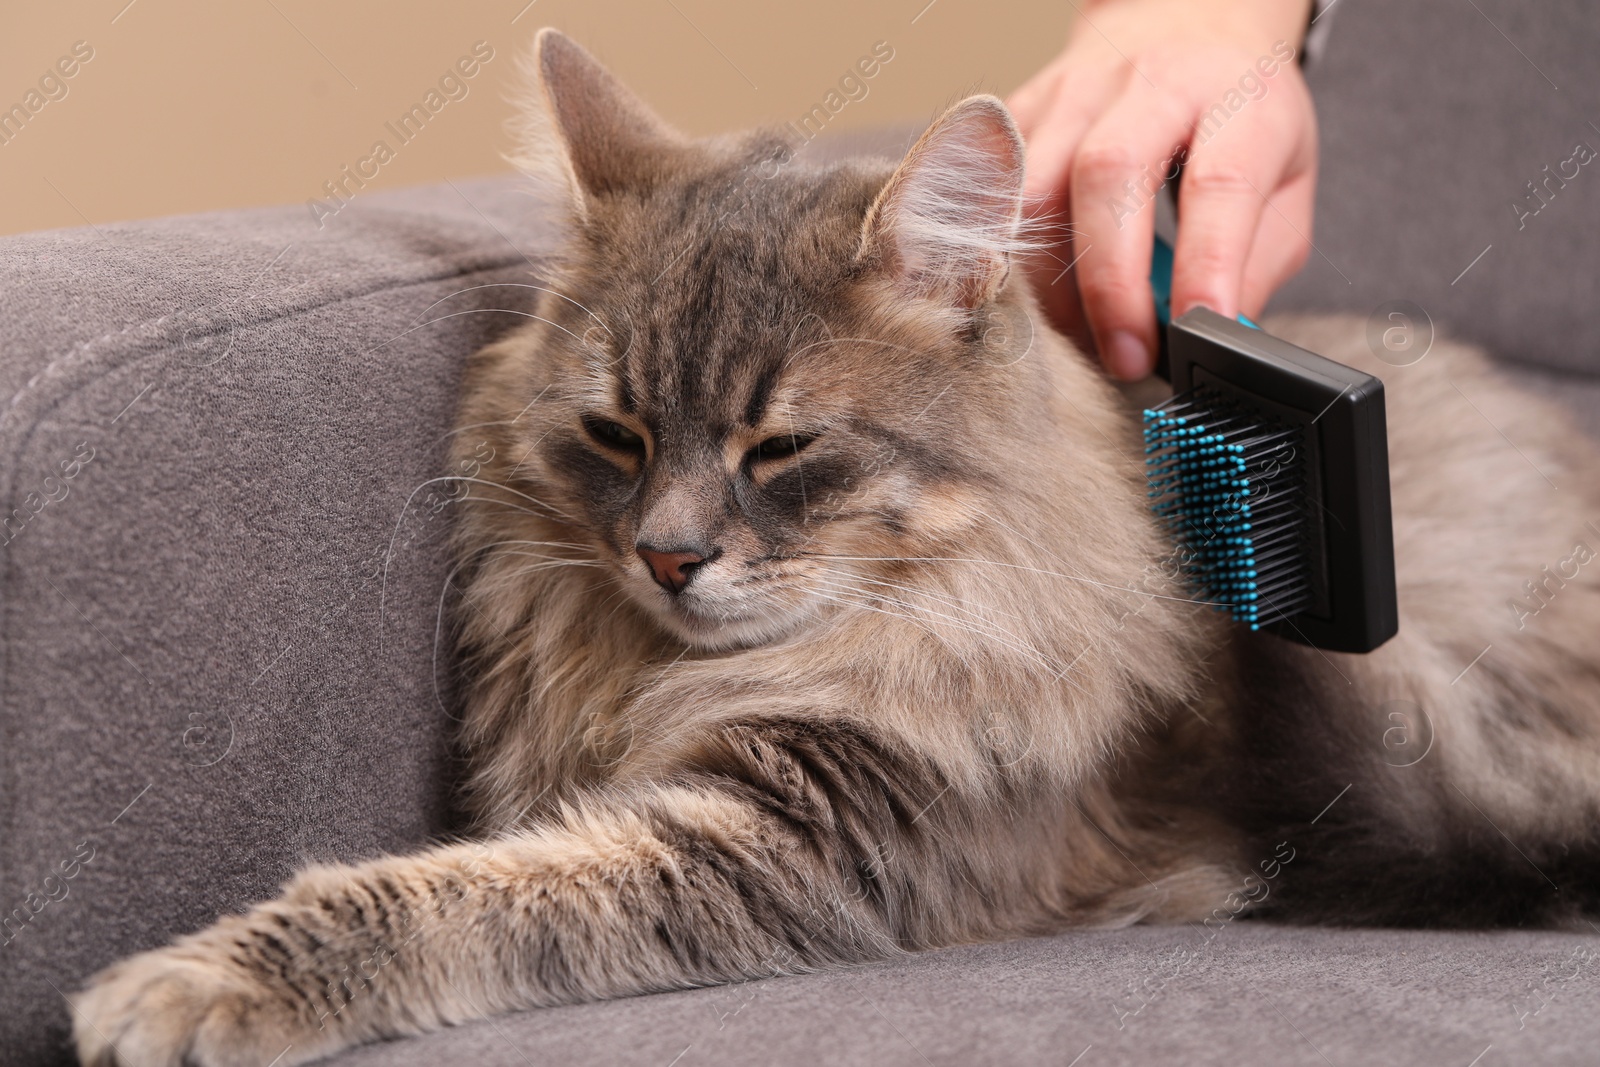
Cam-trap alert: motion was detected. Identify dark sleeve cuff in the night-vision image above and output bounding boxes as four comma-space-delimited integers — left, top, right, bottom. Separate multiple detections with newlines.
1303, 0, 1337, 65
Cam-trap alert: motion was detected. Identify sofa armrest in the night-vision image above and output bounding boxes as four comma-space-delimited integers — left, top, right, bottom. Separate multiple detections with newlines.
0, 175, 554, 1063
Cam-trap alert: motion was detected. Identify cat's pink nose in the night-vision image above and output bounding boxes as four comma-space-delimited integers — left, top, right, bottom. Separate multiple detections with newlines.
637, 545, 708, 594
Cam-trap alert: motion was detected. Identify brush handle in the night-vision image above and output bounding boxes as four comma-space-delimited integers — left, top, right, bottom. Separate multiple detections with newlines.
1150, 233, 1259, 380
1149, 234, 1261, 331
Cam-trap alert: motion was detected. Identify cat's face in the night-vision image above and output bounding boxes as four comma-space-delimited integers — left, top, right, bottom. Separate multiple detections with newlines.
506, 32, 1034, 650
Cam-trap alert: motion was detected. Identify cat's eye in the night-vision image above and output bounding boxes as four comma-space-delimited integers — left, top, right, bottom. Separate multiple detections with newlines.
748, 433, 817, 464
583, 417, 645, 453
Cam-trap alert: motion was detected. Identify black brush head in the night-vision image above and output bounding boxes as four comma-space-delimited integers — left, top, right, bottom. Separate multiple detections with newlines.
1147, 309, 1398, 654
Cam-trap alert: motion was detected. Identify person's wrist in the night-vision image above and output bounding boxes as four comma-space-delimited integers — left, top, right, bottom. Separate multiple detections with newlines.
1077, 0, 1313, 53
1222, 0, 1315, 50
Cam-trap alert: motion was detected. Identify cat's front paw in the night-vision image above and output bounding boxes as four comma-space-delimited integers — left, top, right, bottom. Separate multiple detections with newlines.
72, 947, 314, 1067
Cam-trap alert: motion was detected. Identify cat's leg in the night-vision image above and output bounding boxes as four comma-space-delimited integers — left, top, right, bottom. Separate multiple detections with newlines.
72, 718, 986, 1067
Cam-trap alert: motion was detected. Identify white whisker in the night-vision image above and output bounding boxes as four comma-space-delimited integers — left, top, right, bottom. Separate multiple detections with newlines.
364, 309, 592, 358
380, 476, 576, 645
836, 570, 1025, 625
457, 491, 577, 525
811, 574, 1083, 689
810, 553, 1224, 608
407, 282, 614, 335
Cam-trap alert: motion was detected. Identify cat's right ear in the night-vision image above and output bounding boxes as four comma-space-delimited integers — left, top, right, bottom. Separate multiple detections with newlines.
857, 96, 1028, 311
510, 30, 682, 220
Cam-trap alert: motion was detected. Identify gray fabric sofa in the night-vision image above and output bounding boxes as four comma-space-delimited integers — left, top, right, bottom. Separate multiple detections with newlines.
4, 1, 1599, 1063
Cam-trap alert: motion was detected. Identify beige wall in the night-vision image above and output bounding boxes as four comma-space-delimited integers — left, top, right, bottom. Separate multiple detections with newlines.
0, 0, 1073, 236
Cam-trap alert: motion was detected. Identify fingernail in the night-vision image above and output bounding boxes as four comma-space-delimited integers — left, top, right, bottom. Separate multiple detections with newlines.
1104, 331, 1151, 381
1174, 298, 1224, 320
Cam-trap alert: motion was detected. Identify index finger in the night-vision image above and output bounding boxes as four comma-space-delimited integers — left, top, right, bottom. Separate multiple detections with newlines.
1170, 102, 1307, 321
1068, 82, 1193, 380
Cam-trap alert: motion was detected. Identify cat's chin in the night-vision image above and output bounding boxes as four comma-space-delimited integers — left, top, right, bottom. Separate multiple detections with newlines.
649, 600, 804, 653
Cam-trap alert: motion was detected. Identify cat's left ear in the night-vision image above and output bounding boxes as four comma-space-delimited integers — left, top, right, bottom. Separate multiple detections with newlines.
510, 29, 683, 221
858, 96, 1027, 310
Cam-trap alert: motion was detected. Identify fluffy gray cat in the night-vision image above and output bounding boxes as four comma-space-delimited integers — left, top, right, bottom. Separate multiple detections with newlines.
73, 29, 1600, 1067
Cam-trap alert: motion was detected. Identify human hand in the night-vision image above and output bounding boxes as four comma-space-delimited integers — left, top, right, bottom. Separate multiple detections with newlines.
1008, 0, 1318, 380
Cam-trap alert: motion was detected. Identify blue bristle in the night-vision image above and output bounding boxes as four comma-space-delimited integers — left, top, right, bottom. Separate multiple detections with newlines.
1142, 387, 1310, 629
